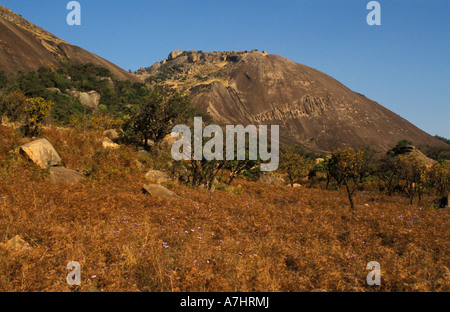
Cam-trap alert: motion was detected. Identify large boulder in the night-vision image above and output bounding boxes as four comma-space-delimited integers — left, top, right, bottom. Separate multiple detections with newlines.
49, 167, 85, 184
188, 51, 200, 63
46, 87, 62, 94
168, 50, 184, 60
146, 62, 161, 75
142, 184, 179, 198
144, 170, 171, 184
98, 137, 120, 149
67, 90, 100, 112
19, 138, 62, 169
315, 158, 325, 165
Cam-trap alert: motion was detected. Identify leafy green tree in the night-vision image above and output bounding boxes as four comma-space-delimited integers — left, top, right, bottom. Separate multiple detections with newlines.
377, 154, 403, 196
124, 86, 195, 150
308, 158, 330, 188
0, 90, 28, 121
17, 72, 45, 97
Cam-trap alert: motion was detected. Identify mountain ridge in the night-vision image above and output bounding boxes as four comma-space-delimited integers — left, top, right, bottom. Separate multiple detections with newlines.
0, 5, 139, 82
137, 50, 447, 153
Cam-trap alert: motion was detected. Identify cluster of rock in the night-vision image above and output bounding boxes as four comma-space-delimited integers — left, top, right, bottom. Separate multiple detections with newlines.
393, 145, 437, 168
15, 133, 180, 198
18, 138, 85, 184
137, 49, 264, 78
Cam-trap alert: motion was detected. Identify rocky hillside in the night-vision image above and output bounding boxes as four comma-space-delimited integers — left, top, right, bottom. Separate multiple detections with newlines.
137, 50, 447, 154
0, 5, 138, 82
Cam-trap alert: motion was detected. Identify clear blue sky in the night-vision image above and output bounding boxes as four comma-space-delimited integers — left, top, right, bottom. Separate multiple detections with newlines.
2, 0, 449, 138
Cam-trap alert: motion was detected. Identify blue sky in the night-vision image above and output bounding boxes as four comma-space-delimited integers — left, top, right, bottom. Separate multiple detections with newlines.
2, 0, 449, 138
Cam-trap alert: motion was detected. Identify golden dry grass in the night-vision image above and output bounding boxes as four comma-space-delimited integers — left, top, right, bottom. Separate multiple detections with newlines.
0, 125, 449, 292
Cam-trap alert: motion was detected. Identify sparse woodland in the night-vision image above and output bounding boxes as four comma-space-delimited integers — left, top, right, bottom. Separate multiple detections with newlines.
0, 65, 449, 292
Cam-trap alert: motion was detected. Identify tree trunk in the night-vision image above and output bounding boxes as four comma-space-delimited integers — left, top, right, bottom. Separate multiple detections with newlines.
345, 182, 355, 210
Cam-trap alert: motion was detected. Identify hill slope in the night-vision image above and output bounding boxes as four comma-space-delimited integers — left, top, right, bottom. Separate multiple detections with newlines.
137, 50, 446, 153
0, 5, 139, 82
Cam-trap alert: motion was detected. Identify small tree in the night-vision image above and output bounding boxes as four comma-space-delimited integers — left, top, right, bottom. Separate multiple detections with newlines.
23, 97, 54, 136
428, 162, 450, 207
124, 86, 195, 150
279, 149, 310, 186
395, 154, 427, 205
378, 155, 403, 196
0, 90, 28, 121
329, 147, 365, 209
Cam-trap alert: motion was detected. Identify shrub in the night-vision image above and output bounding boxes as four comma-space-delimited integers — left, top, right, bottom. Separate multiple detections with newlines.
22, 97, 54, 136
279, 149, 310, 186
0, 90, 28, 121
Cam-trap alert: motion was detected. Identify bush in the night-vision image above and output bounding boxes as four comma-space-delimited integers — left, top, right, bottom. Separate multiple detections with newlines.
279, 149, 310, 186
22, 97, 54, 136
0, 90, 28, 121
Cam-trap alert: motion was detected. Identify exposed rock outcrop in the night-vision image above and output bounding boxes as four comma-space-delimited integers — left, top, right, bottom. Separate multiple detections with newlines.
67, 90, 100, 112
0, 5, 140, 81
139, 50, 448, 154
19, 138, 62, 169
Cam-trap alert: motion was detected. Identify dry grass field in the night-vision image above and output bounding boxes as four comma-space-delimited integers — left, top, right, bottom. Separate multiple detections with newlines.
0, 125, 448, 292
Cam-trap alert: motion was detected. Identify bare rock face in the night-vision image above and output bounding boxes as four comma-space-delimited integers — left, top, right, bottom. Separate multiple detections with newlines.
142, 50, 448, 154
142, 184, 179, 198
49, 167, 85, 184
0, 5, 139, 81
19, 138, 62, 169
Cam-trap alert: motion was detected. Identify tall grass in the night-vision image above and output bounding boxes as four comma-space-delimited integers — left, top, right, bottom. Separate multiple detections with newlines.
0, 125, 448, 291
